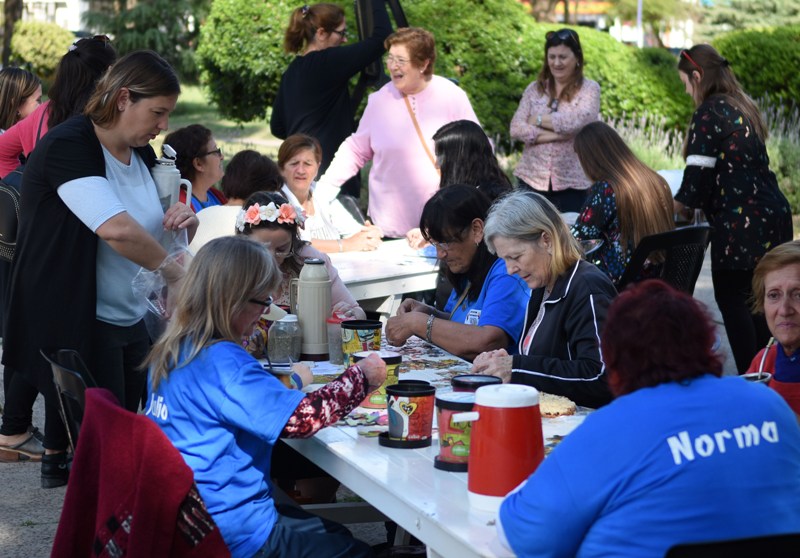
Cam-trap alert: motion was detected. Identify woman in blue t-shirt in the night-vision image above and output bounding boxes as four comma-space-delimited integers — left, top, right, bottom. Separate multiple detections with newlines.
385, 184, 529, 361
145, 235, 386, 558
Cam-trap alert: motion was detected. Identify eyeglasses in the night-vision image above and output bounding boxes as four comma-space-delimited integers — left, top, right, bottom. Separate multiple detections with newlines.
275, 248, 294, 258
249, 295, 273, 308
546, 29, 578, 44
680, 50, 703, 74
199, 147, 223, 158
430, 228, 469, 253
386, 55, 410, 68
331, 28, 347, 39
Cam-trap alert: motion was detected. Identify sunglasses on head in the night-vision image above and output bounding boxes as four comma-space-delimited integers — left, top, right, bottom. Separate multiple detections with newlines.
680, 50, 703, 74
546, 29, 578, 44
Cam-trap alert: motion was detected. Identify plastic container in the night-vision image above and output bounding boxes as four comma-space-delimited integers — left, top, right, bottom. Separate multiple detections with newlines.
352, 350, 401, 408
268, 314, 301, 363
451, 374, 502, 392
327, 314, 345, 365
435, 391, 476, 472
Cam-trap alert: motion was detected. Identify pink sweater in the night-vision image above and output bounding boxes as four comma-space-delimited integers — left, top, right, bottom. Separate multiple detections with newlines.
0, 101, 50, 177
317, 76, 480, 238
510, 79, 600, 192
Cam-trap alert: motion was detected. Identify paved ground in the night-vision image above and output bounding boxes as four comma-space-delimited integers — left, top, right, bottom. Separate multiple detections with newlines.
0, 252, 736, 557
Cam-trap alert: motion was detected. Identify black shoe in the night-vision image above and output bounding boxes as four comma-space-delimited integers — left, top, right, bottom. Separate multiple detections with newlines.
41, 452, 70, 489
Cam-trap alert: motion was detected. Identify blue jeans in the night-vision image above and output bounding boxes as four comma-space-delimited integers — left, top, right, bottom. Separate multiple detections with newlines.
253, 504, 373, 557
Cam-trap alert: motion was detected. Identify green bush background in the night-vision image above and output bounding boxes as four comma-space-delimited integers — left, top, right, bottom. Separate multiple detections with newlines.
197, 0, 694, 146
9, 21, 74, 86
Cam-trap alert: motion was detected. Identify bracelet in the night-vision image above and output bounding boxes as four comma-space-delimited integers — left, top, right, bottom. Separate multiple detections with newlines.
536, 114, 542, 127
290, 372, 304, 390
425, 314, 435, 344
337, 238, 343, 252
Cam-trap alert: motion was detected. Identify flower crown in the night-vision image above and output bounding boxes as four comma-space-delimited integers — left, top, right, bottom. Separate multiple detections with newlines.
236, 202, 305, 232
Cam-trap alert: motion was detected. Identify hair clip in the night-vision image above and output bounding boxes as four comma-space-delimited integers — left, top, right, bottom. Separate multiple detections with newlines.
301, 5, 310, 17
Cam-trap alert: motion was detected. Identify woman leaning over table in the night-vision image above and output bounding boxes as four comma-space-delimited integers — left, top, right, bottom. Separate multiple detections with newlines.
405, 119, 513, 250
271, 0, 391, 199
1, 51, 196, 488
510, 28, 599, 213
498, 280, 800, 558
748, 240, 800, 414
385, 185, 529, 361
674, 44, 792, 373
316, 26, 481, 239
278, 133, 382, 253
235, 191, 365, 357
571, 121, 674, 287
163, 123, 227, 212
472, 190, 616, 409
145, 235, 385, 558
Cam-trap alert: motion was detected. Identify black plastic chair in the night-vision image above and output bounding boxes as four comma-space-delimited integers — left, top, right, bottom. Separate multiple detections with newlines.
40, 349, 97, 453
617, 224, 712, 295
665, 533, 800, 557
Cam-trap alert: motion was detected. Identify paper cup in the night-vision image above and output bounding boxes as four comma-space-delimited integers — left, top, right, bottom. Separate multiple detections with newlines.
353, 350, 402, 408
341, 319, 382, 365
379, 381, 435, 449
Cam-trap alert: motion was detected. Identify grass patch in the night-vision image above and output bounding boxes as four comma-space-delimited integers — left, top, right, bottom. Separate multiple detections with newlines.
156, 84, 280, 160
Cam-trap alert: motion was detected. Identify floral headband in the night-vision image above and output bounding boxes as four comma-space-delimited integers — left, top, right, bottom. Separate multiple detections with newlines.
236, 202, 305, 232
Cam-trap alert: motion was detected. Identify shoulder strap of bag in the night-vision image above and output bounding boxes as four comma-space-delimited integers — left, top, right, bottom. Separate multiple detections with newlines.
403, 95, 437, 171
35, 110, 46, 143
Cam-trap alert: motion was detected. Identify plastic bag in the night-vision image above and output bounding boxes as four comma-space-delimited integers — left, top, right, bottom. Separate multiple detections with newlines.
131, 229, 192, 341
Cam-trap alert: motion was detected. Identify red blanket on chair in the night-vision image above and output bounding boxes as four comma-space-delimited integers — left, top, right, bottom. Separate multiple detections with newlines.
51, 388, 230, 557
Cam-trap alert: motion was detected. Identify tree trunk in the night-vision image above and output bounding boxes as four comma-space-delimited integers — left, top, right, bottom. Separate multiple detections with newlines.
3, 0, 24, 66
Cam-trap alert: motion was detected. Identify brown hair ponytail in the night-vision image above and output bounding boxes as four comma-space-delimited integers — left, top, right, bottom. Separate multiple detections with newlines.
283, 3, 345, 54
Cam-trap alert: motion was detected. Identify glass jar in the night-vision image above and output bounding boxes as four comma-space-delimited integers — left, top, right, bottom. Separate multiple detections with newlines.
326, 314, 344, 365
268, 314, 302, 363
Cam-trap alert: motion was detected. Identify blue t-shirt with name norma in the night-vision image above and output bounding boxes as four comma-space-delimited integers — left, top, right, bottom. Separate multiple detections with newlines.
146, 341, 304, 558
499, 375, 800, 558
443, 257, 529, 353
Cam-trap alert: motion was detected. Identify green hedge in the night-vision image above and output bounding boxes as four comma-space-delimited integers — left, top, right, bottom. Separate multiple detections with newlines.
197, 0, 692, 143
10, 21, 74, 85
714, 26, 800, 106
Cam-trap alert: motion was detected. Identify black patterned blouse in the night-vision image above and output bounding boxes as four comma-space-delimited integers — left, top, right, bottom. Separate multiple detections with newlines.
675, 95, 792, 270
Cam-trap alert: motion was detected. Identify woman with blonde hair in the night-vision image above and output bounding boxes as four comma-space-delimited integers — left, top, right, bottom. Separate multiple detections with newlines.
674, 44, 792, 372
572, 121, 674, 286
146, 235, 385, 557
472, 190, 616, 408
271, 0, 391, 199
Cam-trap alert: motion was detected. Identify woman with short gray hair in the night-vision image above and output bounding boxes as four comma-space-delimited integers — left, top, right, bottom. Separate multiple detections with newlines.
473, 190, 616, 408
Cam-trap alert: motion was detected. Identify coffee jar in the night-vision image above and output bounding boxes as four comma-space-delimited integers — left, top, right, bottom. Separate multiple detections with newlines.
268, 314, 302, 363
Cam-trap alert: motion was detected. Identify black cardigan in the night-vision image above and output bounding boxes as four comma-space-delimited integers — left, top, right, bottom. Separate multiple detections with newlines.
3, 115, 156, 393
511, 260, 617, 408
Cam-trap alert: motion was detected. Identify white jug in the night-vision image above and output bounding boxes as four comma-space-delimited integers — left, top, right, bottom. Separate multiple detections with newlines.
290, 258, 332, 360
152, 144, 192, 212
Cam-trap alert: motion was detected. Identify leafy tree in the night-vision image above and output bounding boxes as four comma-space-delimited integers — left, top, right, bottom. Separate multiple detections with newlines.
197, 0, 691, 144
698, 0, 800, 40
609, 0, 694, 47
84, 0, 211, 82
2, 0, 23, 65
10, 21, 74, 84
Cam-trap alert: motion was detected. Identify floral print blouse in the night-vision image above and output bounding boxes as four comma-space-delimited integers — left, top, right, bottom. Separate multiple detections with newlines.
571, 181, 629, 286
510, 79, 600, 192
675, 96, 792, 270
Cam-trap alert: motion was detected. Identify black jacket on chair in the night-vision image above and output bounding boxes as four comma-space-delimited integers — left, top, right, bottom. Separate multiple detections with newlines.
511, 260, 617, 409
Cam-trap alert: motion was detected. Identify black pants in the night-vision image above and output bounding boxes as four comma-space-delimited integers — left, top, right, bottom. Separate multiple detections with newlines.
712, 268, 770, 373
517, 178, 589, 213
90, 319, 150, 412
